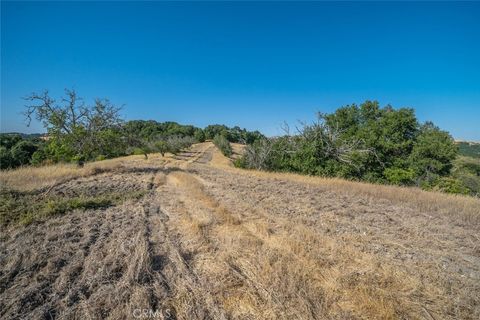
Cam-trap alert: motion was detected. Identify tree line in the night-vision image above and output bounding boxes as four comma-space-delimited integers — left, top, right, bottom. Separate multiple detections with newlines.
235, 101, 478, 196
0, 89, 264, 169
1, 90, 477, 196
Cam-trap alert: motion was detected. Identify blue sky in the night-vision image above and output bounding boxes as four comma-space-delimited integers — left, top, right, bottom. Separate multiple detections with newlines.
1, 1, 479, 140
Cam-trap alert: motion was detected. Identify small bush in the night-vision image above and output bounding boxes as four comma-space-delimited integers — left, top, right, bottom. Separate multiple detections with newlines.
384, 168, 415, 185
429, 177, 470, 195
194, 129, 206, 142
233, 157, 247, 168
31, 150, 47, 166
132, 147, 147, 156
213, 134, 232, 157
166, 135, 195, 154
95, 155, 107, 161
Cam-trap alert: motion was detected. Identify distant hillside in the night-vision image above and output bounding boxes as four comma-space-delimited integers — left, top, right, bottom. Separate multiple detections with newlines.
457, 141, 480, 158
1, 132, 45, 139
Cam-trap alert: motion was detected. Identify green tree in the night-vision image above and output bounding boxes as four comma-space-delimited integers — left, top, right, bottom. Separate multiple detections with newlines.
409, 122, 458, 181
10, 140, 38, 166
0, 134, 22, 149
24, 89, 124, 163
204, 124, 229, 140
194, 128, 206, 142
154, 140, 169, 157
0, 147, 13, 169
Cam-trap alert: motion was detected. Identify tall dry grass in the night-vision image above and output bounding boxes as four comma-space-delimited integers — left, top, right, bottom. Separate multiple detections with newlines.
247, 170, 480, 225
0, 153, 169, 191
207, 145, 480, 225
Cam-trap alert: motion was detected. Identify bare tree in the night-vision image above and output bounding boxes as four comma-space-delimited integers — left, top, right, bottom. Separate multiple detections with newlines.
243, 138, 274, 170
243, 113, 381, 172
24, 89, 124, 160
297, 113, 380, 169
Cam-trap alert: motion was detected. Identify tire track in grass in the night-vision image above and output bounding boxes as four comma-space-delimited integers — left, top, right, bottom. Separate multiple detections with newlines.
146, 171, 227, 320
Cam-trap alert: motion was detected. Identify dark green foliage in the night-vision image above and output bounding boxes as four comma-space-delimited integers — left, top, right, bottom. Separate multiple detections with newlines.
0, 146, 14, 169
0, 134, 42, 169
0, 134, 23, 149
408, 122, 457, 178
194, 128, 206, 142
213, 134, 232, 156
2, 89, 264, 169
10, 140, 38, 166
122, 121, 258, 158
205, 124, 229, 140
123, 120, 197, 140
23, 89, 125, 165
239, 101, 462, 194
205, 124, 264, 143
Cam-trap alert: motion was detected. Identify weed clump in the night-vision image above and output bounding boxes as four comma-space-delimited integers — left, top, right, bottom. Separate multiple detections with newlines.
0, 188, 146, 227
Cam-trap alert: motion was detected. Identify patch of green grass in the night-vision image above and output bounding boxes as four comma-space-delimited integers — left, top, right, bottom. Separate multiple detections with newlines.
0, 188, 147, 227
43, 197, 113, 216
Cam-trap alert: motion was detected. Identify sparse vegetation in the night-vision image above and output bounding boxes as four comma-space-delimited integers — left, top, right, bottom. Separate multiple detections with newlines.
0, 186, 146, 227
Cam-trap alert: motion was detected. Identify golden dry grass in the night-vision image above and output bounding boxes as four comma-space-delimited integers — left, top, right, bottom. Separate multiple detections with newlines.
0, 153, 169, 191
1, 142, 479, 319
208, 144, 480, 225
246, 169, 480, 225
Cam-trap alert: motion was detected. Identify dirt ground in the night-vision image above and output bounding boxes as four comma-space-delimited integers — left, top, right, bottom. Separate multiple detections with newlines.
1, 142, 479, 319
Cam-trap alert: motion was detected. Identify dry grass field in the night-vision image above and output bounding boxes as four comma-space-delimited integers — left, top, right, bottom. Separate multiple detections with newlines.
1, 142, 479, 319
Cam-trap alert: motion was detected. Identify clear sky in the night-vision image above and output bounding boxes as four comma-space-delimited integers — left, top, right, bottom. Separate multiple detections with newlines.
1, 1, 479, 140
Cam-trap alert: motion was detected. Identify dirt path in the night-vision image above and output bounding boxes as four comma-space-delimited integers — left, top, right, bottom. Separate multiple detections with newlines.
1, 142, 479, 319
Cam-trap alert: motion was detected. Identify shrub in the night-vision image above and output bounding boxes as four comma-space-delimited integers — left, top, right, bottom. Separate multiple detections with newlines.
430, 177, 470, 195
213, 134, 232, 156
30, 150, 47, 166
194, 129, 206, 142
384, 168, 415, 185
233, 156, 247, 168
12, 140, 37, 165
0, 136, 41, 169
166, 136, 195, 154
132, 147, 147, 156
95, 155, 107, 161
